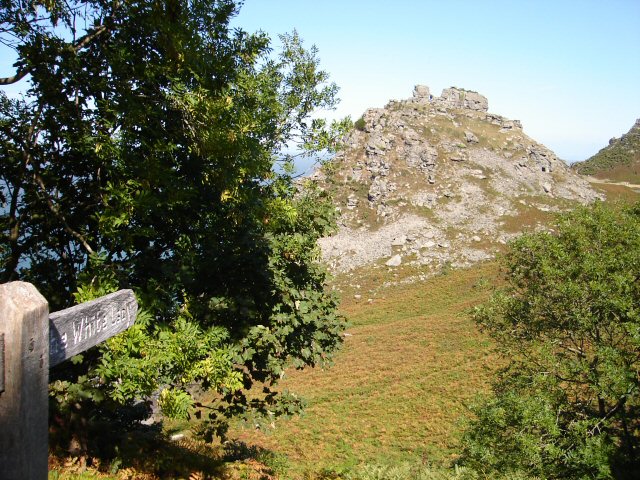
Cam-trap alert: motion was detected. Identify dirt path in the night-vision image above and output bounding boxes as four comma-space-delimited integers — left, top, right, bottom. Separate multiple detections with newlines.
585, 176, 640, 189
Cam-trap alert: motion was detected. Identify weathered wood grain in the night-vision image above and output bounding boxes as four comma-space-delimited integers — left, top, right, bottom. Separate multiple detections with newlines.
49, 289, 138, 367
0, 333, 4, 394
0, 281, 49, 480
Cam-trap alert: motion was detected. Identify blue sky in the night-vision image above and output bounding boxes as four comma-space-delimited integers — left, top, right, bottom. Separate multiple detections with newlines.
231, 0, 640, 162
1, 1, 638, 162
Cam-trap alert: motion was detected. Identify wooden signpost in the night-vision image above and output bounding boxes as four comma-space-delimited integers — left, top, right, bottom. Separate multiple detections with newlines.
0, 282, 138, 480
49, 289, 138, 367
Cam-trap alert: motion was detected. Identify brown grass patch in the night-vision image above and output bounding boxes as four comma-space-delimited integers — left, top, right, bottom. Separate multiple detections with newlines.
591, 182, 640, 203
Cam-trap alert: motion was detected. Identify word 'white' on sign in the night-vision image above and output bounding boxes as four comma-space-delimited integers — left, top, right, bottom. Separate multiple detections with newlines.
49, 289, 138, 367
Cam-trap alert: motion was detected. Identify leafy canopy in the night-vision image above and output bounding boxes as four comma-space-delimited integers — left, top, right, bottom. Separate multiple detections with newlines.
0, 0, 350, 442
463, 202, 640, 478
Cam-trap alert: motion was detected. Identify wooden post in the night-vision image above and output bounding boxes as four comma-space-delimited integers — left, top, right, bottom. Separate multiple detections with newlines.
0, 284, 137, 479
0, 282, 49, 480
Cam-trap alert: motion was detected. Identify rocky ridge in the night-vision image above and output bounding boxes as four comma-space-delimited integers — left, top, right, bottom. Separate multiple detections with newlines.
314, 85, 602, 274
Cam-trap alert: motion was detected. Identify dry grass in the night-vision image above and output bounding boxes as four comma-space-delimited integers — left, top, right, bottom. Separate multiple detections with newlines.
229, 263, 500, 477
590, 160, 640, 184
499, 201, 557, 235
590, 182, 640, 203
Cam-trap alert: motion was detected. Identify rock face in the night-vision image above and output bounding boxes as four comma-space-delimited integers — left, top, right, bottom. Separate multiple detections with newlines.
313, 85, 602, 274
436, 87, 488, 112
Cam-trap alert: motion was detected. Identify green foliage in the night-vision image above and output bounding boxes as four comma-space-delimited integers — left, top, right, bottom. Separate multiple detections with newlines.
462, 202, 640, 478
354, 116, 366, 131
157, 387, 194, 420
0, 0, 348, 450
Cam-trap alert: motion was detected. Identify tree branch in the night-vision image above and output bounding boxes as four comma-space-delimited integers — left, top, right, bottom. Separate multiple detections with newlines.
19, 104, 96, 255
0, 24, 110, 86
31, 170, 95, 255
72, 24, 108, 52
0, 69, 29, 86
2, 175, 24, 281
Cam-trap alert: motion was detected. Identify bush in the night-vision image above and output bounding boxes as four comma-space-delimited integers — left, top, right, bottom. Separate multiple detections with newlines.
354, 116, 366, 131
462, 201, 640, 478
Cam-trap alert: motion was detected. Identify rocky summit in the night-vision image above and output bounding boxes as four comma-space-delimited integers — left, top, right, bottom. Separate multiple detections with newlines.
314, 85, 602, 274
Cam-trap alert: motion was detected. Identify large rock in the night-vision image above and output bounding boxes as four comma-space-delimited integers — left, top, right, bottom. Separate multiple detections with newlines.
386, 254, 402, 267
464, 130, 479, 143
437, 87, 488, 112
412, 85, 431, 103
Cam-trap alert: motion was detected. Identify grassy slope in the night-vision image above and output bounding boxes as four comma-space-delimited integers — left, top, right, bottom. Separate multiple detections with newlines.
573, 122, 640, 184
590, 182, 640, 203
229, 262, 500, 477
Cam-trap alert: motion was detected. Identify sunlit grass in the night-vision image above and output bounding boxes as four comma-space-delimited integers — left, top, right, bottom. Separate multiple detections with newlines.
229, 262, 500, 477
590, 181, 640, 203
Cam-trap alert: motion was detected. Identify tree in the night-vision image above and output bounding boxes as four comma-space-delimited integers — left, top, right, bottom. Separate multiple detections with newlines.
0, 0, 349, 449
462, 202, 640, 478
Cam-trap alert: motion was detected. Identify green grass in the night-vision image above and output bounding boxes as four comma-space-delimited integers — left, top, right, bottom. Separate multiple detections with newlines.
228, 263, 500, 478
46, 262, 501, 479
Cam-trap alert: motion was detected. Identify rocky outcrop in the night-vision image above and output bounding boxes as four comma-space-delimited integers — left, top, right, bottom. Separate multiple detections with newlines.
436, 87, 488, 112
314, 85, 602, 274
408, 85, 489, 112
412, 85, 431, 103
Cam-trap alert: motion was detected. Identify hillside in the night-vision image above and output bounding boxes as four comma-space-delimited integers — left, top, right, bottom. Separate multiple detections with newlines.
572, 118, 640, 184
313, 85, 601, 275
229, 262, 500, 477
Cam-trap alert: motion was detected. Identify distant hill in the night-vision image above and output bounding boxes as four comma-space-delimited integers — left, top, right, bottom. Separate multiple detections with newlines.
312, 85, 601, 275
572, 119, 640, 183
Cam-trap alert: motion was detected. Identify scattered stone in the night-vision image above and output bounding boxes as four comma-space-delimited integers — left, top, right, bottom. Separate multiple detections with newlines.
368, 177, 388, 202
464, 130, 479, 143
362, 108, 386, 133
386, 254, 402, 267
346, 194, 358, 209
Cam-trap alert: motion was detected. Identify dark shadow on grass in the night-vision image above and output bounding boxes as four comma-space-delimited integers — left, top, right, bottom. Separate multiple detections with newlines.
50, 408, 287, 479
